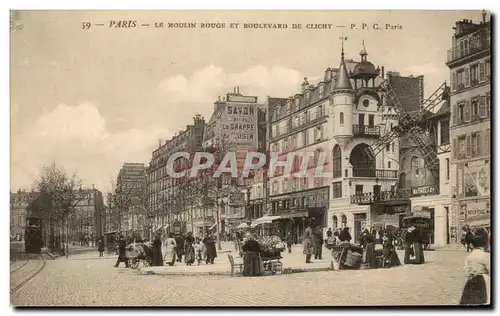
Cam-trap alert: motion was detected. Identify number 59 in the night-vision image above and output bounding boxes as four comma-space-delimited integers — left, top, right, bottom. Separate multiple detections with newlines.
82, 22, 91, 30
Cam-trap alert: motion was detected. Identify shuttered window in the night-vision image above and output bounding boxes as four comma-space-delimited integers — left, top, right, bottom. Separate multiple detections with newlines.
464, 66, 470, 87
479, 61, 486, 82
451, 71, 457, 91
452, 103, 457, 125
466, 135, 472, 157
479, 96, 487, 118
452, 138, 457, 159
464, 100, 471, 122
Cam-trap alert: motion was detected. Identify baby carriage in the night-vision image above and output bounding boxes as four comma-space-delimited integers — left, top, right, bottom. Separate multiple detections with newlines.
126, 242, 153, 269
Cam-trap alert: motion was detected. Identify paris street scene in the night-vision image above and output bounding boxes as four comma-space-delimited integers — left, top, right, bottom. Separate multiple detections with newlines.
10, 10, 491, 307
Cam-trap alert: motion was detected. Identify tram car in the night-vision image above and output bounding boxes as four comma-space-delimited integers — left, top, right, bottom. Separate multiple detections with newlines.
25, 217, 43, 254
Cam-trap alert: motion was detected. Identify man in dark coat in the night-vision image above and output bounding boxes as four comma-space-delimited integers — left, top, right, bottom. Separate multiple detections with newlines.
114, 235, 129, 268
152, 232, 163, 266
314, 227, 324, 260
175, 235, 185, 262
97, 236, 105, 257
203, 233, 217, 264
286, 232, 294, 253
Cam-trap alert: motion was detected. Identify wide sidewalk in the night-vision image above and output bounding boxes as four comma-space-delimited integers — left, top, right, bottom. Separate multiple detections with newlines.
140, 244, 344, 276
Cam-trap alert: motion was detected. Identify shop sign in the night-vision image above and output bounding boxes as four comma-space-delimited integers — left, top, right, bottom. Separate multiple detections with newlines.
411, 185, 439, 196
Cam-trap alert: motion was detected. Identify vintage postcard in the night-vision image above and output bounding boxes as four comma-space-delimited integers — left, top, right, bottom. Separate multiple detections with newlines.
10, 10, 491, 307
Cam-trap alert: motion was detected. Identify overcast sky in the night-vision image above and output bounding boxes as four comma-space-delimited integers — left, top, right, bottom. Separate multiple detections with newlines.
10, 10, 485, 192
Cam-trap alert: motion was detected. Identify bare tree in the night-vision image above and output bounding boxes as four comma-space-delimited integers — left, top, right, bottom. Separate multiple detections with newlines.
31, 162, 85, 257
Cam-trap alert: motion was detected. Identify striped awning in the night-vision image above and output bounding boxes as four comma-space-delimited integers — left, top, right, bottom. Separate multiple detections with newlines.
251, 215, 281, 227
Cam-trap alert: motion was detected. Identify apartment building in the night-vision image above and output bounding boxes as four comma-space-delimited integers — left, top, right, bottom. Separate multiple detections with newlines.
146, 115, 205, 236
446, 15, 491, 236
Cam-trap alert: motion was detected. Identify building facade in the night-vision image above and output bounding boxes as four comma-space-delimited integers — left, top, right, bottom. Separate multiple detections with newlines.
146, 115, 205, 236
69, 188, 105, 245
114, 163, 147, 238
10, 190, 36, 240
446, 16, 491, 237
196, 88, 266, 238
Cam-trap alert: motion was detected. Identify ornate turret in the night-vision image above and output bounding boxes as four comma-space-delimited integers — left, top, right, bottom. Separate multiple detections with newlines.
334, 37, 353, 92
331, 36, 354, 149
351, 41, 380, 88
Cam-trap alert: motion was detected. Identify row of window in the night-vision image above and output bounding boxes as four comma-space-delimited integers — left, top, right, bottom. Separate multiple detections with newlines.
450, 58, 490, 92
270, 177, 325, 195
453, 129, 490, 160
270, 124, 324, 153
273, 86, 328, 121
272, 105, 326, 138
270, 191, 329, 212
452, 94, 491, 126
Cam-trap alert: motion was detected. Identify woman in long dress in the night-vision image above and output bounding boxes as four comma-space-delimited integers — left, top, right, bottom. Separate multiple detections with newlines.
152, 232, 163, 266
162, 232, 177, 266
460, 232, 490, 305
203, 233, 217, 264
241, 233, 263, 277
303, 225, 314, 263
184, 232, 196, 266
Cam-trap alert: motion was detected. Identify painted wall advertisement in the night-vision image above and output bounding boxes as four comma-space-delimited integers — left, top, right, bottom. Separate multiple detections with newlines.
222, 101, 258, 149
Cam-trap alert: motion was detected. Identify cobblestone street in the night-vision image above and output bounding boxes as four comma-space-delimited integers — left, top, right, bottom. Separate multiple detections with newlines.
11, 247, 469, 306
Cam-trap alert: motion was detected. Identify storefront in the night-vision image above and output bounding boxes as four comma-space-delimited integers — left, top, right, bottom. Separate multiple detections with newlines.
268, 186, 330, 240
459, 198, 491, 230
370, 200, 411, 231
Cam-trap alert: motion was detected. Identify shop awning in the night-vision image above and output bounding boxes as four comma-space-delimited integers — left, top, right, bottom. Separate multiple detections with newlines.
465, 214, 490, 226
251, 215, 281, 227
278, 211, 308, 219
236, 222, 250, 229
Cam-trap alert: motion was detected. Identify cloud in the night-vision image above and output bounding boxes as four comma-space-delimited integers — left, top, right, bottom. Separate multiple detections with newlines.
11, 103, 168, 192
12, 65, 307, 192
157, 65, 304, 119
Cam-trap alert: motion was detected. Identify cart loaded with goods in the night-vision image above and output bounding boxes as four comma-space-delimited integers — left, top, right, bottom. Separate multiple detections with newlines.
125, 242, 154, 269
257, 235, 286, 274
331, 243, 364, 270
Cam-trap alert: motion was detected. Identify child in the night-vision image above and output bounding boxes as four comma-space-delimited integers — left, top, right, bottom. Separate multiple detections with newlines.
193, 238, 204, 265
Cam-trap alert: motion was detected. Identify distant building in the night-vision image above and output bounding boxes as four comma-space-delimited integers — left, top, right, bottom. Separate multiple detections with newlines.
446, 15, 491, 237
10, 190, 37, 240
146, 115, 205, 237
69, 188, 105, 245
115, 163, 147, 238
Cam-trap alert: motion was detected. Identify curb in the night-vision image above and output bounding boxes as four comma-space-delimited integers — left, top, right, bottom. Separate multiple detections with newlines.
138, 266, 332, 276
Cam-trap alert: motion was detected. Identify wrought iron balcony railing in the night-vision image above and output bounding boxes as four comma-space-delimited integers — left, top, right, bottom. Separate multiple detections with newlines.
353, 125, 380, 138
350, 184, 440, 204
447, 34, 490, 63
352, 169, 398, 179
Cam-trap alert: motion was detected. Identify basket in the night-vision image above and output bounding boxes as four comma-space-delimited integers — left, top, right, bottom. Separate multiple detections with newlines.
344, 251, 362, 267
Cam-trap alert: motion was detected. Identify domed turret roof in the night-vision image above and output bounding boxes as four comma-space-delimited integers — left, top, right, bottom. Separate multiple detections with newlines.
351, 41, 379, 80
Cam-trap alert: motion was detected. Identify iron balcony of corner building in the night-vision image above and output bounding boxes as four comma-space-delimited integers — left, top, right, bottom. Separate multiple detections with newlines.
352, 125, 380, 138
352, 168, 398, 179
350, 184, 440, 205
446, 32, 490, 65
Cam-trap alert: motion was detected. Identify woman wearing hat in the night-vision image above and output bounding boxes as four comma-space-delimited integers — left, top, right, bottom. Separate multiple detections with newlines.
460, 229, 490, 305
241, 232, 263, 277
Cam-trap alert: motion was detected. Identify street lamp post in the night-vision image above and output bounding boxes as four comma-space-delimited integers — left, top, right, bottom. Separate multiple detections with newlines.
216, 199, 222, 251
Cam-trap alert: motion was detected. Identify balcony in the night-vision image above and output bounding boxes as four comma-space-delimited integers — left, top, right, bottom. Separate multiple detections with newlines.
352, 169, 398, 179
447, 35, 490, 64
350, 184, 440, 205
353, 125, 380, 138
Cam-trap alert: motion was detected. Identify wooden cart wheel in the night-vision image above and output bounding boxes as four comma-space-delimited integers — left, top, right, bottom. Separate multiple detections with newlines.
143, 256, 152, 267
